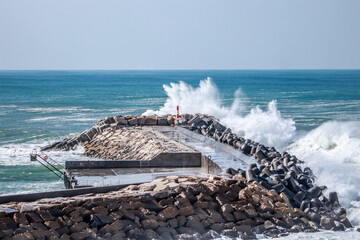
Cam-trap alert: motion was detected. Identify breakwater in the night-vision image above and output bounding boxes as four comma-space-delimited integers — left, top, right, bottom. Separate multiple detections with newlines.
35, 114, 354, 237
0, 174, 350, 239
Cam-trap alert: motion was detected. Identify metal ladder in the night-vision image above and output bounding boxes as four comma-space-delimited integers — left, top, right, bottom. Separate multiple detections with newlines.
30, 152, 65, 180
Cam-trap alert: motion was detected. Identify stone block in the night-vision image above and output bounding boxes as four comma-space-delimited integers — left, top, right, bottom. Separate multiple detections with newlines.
157, 117, 168, 126
144, 117, 157, 125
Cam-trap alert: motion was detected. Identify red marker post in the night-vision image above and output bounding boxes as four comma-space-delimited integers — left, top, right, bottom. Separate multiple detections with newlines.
176, 106, 179, 125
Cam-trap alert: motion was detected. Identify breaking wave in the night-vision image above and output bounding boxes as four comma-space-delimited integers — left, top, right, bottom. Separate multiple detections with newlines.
143, 77, 296, 148
288, 121, 360, 226
144, 77, 360, 226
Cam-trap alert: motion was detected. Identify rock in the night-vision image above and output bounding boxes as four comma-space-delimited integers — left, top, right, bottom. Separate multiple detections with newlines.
115, 116, 128, 125
128, 118, 138, 126
340, 218, 352, 228
144, 200, 164, 212
13, 213, 29, 225
206, 209, 224, 223
168, 218, 178, 228
178, 205, 195, 216
157, 117, 168, 126
222, 212, 235, 222
25, 212, 43, 223
159, 206, 178, 219
186, 219, 206, 234
141, 219, 158, 229
44, 220, 61, 230
210, 223, 225, 233
263, 220, 276, 230
233, 211, 247, 221
145, 117, 157, 125
320, 216, 335, 230
100, 220, 124, 234
220, 203, 234, 213
167, 115, 175, 125
70, 222, 88, 233
145, 229, 159, 238
48, 209, 64, 218
137, 117, 146, 125
12, 232, 34, 240
329, 192, 340, 208
244, 208, 258, 218
225, 168, 239, 175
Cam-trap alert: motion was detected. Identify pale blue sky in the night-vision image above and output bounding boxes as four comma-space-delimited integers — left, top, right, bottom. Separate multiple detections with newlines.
0, 0, 359, 70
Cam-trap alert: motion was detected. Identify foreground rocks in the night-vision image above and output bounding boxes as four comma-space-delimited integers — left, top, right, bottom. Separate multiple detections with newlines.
1, 174, 352, 240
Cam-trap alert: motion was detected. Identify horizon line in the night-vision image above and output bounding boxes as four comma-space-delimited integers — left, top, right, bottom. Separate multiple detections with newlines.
0, 68, 360, 71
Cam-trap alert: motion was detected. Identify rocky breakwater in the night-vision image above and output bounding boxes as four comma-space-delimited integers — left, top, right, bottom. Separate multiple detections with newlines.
41, 115, 180, 152
0, 174, 349, 240
183, 114, 353, 231
41, 113, 353, 233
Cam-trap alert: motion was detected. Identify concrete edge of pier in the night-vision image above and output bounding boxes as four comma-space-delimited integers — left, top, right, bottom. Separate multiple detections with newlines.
0, 183, 144, 204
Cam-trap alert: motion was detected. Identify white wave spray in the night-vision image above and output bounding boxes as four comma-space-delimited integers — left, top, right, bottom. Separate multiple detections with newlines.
288, 121, 360, 226
144, 77, 360, 226
144, 77, 296, 148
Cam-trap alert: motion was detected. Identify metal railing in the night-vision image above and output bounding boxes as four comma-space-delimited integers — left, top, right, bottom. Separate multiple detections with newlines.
30, 152, 65, 180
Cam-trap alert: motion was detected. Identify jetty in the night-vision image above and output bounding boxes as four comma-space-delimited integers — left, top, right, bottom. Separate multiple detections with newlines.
0, 113, 354, 239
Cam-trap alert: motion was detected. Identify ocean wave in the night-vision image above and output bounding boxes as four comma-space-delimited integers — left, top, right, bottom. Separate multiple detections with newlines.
144, 77, 360, 226
143, 77, 296, 148
18, 107, 94, 114
0, 105, 17, 108
26, 116, 60, 122
288, 121, 360, 226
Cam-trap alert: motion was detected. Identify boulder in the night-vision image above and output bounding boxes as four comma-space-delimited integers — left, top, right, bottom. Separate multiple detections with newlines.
145, 117, 157, 125
157, 117, 168, 126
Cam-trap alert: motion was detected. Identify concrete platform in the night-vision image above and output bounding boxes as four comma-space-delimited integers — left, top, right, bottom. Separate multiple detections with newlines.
67, 167, 207, 188
65, 126, 256, 188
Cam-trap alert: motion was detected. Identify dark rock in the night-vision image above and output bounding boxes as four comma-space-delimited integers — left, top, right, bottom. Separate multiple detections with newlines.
225, 168, 239, 175
246, 169, 257, 182
186, 219, 206, 234
309, 186, 322, 199
241, 143, 252, 154
340, 218, 352, 228
329, 192, 340, 208
320, 216, 335, 230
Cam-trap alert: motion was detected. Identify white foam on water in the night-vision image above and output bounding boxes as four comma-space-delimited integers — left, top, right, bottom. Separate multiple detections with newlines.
18, 107, 94, 113
288, 121, 360, 226
0, 138, 88, 166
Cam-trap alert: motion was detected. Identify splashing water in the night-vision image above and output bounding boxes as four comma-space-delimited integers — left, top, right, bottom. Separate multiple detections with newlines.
288, 121, 360, 226
144, 77, 360, 227
144, 77, 296, 148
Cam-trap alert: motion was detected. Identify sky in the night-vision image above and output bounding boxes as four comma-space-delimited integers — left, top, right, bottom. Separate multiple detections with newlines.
0, 0, 360, 70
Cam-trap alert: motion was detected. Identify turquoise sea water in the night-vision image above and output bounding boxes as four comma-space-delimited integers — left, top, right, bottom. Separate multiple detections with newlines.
0, 70, 360, 228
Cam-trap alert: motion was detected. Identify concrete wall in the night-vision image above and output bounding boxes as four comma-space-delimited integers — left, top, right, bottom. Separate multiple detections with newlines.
65, 152, 201, 169
0, 183, 142, 204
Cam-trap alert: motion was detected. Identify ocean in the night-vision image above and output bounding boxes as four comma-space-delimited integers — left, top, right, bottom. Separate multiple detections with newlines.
0, 70, 359, 238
